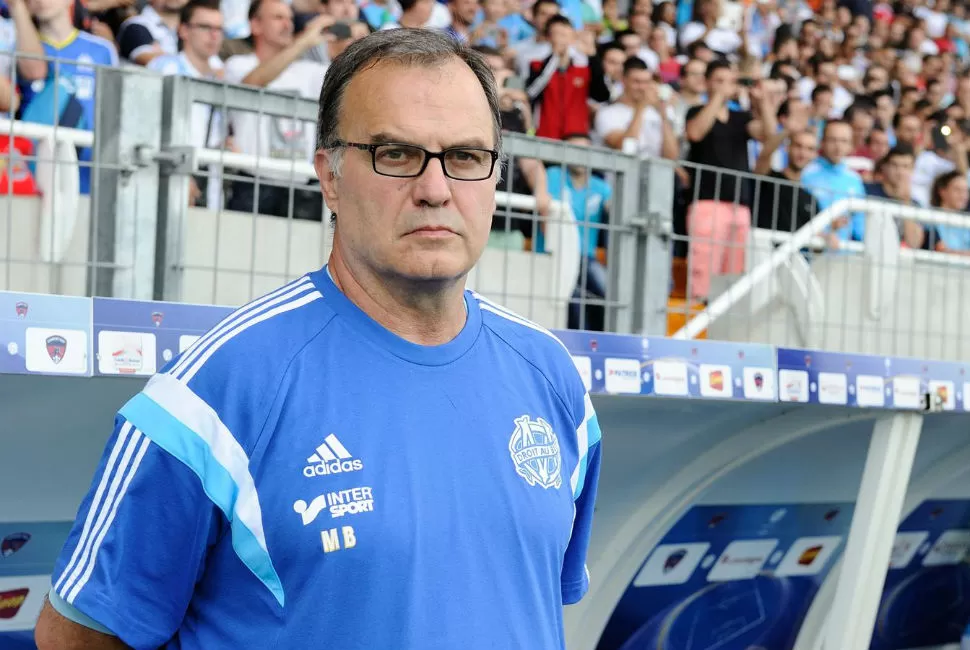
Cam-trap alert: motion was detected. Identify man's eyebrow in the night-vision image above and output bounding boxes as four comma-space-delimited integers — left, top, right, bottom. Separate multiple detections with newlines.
368, 132, 494, 149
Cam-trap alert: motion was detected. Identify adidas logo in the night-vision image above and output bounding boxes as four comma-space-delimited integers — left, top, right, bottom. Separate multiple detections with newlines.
303, 434, 363, 478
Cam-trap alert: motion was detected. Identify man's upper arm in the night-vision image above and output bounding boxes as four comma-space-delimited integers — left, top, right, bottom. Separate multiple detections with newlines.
47, 413, 219, 648
562, 389, 602, 605
117, 23, 156, 62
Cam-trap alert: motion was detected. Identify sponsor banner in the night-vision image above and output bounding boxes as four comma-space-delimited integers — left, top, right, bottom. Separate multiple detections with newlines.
779, 369, 809, 403
0, 575, 51, 632
633, 543, 710, 587
651, 360, 688, 397
889, 531, 930, 570
699, 364, 733, 399
855, 374, 886, 408
0, 292, 92, 377
604, 357, 642, 395
773, 536, 842, 577
93, 297, 231, 377
743, 366, 776, 400
816, 372, 848, 406
707, 539, 778, 582
571, 355, 592, 392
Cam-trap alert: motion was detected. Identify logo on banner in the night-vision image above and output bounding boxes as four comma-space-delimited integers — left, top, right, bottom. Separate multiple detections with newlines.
936, 384, 949, 404
509, 415, 562, 490
754, 372, 764, 389
0, 532, 30, 557
14, 301, 27, 318
798, 545, 823, 566
664, 549, 687, 573
151, 311, 164, 327
46, 335, 66, 364
0, 588, 28, 619
709, 370, 724, 390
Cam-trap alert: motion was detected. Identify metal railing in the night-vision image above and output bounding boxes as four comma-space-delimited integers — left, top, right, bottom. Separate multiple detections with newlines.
6, 58, 970, 357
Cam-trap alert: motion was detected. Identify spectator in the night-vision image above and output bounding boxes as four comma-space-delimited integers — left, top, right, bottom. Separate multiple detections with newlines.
486, 48, 551, 249
382, 0, 433, 29
930, 169, 970, 253
588, 41, 625, 109
808, 83, 832, 137
669, 57, 706, 146
0, 0, 48, 110
444, 0, 477, 41
679, 0, 742, 56
223, 0, 330, 219
865, 143, 926, 249
544, 132, 612, 330
117, 0, 186, 65
683, 58, 777, 301
148, 0, 227, 207
894, 111, 924, 153
360, 0, 399, 29
800, 119, 868, 244
752, 105, 819, 234
511, 0, 560, 77
614, 27, 657, 70
594, 57, 677, 161
19, 0, 119, 195
301, 0, 363, 63
911, 118, 970, 206
525, 14, 590, 140
648, 24, 679, 84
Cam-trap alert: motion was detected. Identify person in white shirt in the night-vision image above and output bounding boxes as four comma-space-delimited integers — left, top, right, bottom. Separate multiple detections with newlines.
224, 0, 331, 219
679, 0, 742, 56
118, 0, 187, 65
594, 57, 678, 161
149, 0, 227, 207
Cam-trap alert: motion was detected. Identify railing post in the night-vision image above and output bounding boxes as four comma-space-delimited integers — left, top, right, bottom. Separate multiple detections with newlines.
636, 158, 675, 336
155, 75, 195, 302
89, 66, 164, 300
607, 157, 643, 334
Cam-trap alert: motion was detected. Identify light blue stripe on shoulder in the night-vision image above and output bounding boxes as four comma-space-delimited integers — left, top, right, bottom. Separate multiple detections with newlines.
587, 413, 602, 448
119, 393, 285, 607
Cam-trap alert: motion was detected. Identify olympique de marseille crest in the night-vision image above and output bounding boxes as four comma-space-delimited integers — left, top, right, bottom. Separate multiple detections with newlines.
508, 415, 562, 490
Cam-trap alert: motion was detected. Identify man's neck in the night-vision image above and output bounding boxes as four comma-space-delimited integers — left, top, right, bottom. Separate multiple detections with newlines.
39, 14, 74, 45
254, 41, 284, 62
184, 48, 212, 76
328, 245, 467, 346
155, 7, 180, 31
783, 167, 801, 181
400, 11, 425, 27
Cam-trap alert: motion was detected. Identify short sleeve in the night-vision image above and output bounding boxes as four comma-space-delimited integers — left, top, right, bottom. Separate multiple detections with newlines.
223, 55, 256, 84
561, 392, 602, 604
50, 414, 219, 649
117, 23, 156, 62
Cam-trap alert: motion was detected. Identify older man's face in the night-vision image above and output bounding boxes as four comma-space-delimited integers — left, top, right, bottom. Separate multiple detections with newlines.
316, 60, 497, 285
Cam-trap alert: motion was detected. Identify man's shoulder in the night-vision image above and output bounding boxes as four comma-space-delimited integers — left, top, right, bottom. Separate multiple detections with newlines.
473, 292, 586, 408
170, 276, 335, 407
75, 31, 118, 58
224, 53, 259, 79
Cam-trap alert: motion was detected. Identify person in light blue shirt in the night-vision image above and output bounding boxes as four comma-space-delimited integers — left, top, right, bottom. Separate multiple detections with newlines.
542, 133, 612, 330
35, 28, 601, 650
17, 0, 119, 196
800, 119, 868, 243
930, 169, 970, 253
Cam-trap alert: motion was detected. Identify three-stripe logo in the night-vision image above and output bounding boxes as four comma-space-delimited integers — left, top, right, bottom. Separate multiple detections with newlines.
303, 434, 363, 478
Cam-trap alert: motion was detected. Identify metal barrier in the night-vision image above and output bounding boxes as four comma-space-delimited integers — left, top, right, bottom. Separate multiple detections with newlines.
7, 59, 970, 354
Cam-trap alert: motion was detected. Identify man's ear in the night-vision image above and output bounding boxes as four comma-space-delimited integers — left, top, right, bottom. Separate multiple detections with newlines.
315, 149, 340, 216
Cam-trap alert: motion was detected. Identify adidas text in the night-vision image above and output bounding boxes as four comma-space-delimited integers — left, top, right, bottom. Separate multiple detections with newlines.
304, 459, 364, 477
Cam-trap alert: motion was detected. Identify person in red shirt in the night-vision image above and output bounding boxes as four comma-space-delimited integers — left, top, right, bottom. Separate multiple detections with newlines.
526, 14, 590, 140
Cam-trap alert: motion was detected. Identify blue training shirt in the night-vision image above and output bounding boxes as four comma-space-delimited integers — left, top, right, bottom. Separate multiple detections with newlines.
48, 266, 602, 650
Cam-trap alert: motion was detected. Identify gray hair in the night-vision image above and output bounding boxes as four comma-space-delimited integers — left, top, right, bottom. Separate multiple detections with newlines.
316, 28, 504, 177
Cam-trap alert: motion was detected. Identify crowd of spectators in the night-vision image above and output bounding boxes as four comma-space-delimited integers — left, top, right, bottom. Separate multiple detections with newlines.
3, 0, 970, 319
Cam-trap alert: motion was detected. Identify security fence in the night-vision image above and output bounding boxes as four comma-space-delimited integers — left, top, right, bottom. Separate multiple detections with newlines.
5, 59, 970, 360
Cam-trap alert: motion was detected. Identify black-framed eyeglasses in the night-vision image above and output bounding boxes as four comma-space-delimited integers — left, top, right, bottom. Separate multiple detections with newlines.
331, 140, 499, 181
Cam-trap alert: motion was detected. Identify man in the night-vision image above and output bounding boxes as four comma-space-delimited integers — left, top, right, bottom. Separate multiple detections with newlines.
34, 28, 601, 650
594, 57, 677, 161
683, 58, 777, 301
526, 14, 590, 141
544, 132, 612, 331
911, 119, 970, 207
117, 0, 187, 65
0, 0, 48, 108
223, 0, 332, 219
444, 0, 478, 42
588, 41, 625, 110
865, 143, 926, 249
752, 103, 818, 234
148, 0, 226, 208
800, 120, 868, 244
20, 0, 118, 195
512, 0, 564, 77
